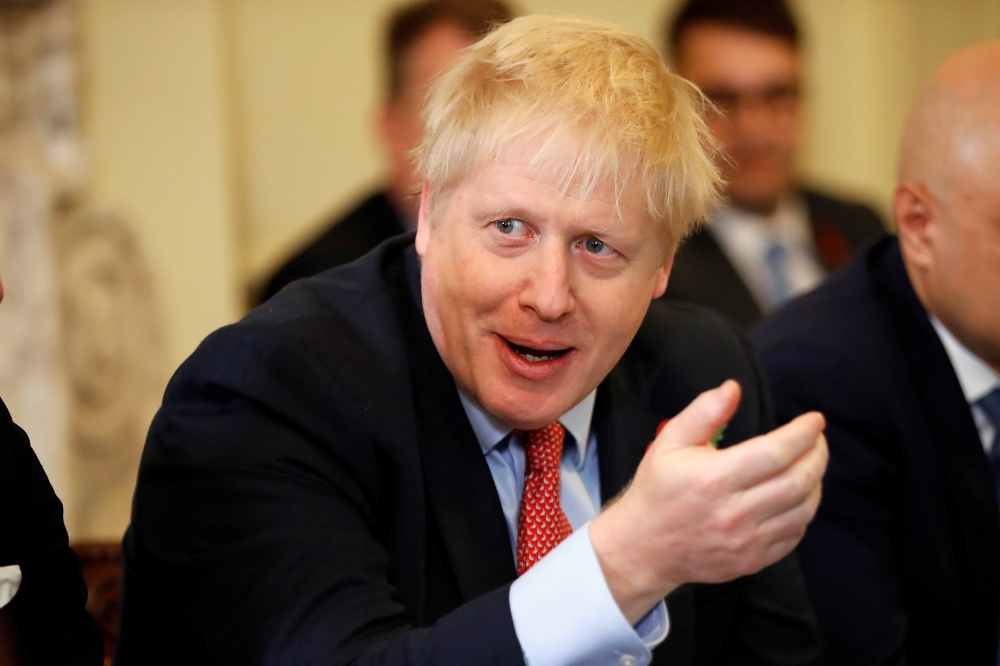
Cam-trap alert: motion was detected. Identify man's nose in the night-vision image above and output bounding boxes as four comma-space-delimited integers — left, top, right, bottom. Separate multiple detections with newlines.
518, 242, 575, 322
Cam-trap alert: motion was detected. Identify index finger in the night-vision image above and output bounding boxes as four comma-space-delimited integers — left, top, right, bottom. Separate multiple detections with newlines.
718, 412, 826, 490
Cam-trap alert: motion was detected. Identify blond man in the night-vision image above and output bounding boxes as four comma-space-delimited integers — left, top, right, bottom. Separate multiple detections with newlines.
117, 16, 826, 666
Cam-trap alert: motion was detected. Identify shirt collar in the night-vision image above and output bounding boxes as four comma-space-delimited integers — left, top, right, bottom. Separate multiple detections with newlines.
931, 317, 1000, 403
457, 388, 596, 461
710, 195, 810, 248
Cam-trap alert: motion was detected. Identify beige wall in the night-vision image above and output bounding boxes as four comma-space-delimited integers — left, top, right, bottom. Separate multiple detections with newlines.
232, 0, 1000, 285
797, 0, 1000, 210
80, 0, 241, 374
79, 0, 1000, 377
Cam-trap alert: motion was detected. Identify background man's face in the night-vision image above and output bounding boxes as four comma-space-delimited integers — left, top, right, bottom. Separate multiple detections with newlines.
675, 23, 801, 214
416, 147, 672, 429
379, 21, 474, 219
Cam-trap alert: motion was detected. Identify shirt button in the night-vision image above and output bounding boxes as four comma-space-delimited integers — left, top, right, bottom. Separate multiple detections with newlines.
619, 656, 637, 666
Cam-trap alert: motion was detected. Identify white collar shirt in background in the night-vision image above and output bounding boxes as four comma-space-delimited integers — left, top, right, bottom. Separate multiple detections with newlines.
932, 318, 1000, 452
709, 195, 826, 312
0, 565, 21, 609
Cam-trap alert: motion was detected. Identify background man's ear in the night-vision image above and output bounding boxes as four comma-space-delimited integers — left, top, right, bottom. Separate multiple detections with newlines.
415, 181, 431, 256
651, 253, 676, 299
893, 182, 937, 270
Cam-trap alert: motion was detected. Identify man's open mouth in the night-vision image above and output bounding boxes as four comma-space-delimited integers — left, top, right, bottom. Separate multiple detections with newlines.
503, 338, 571, 363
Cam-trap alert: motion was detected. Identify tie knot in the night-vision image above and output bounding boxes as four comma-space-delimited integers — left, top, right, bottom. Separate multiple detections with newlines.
517, 422, 565, 472
978, 387, 1000, 428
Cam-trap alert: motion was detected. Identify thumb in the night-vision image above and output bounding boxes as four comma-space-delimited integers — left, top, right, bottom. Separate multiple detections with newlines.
654, 380, 742, 453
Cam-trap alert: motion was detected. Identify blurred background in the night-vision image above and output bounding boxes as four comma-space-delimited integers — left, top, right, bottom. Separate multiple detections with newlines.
0, 0, 997, 547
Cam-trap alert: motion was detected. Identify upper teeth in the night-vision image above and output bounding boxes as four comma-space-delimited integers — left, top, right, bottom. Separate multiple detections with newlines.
518, 350, 557, 362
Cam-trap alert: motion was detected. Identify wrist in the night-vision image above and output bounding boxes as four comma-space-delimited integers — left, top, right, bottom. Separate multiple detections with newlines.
590, 505, 678, 624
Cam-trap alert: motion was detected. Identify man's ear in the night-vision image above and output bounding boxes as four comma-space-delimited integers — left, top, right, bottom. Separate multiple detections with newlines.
651, 252, 676, 299
894, 182, 937, 270
415, 180, 431, 256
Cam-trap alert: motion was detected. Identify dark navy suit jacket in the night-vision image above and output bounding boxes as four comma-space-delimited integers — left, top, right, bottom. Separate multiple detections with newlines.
0, 398, 102, 666
117, 234, 821, 665
753, 238, 999, 665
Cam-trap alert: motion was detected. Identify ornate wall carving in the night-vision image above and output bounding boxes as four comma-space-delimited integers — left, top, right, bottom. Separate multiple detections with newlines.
0, 0, 164, 541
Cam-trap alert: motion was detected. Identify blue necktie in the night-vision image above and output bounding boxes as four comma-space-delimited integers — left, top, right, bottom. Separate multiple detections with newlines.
764, 239, 791, 309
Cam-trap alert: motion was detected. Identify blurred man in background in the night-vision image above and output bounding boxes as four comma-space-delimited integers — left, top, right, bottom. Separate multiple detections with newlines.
257, 0, 514, 304
661, 0, 885, 330
754, 40, 1000, 665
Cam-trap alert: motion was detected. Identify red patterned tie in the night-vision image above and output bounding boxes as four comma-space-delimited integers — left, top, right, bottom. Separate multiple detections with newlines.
516, 422, 573, 575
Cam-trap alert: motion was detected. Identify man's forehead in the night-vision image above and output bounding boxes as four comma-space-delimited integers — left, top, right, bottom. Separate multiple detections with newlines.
449, 158, 646, 225
677, 22, 799, 86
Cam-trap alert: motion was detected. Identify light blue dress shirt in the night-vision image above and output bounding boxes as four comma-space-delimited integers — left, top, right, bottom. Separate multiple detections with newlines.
458, 390, 669, 666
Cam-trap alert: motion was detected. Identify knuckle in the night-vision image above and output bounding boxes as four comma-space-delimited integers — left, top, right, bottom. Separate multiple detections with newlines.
692, 471, 721, 499
760, 446, 784, 474
723, 522, 753, 553
715, 509, 741, 536
789, 472, 810, 499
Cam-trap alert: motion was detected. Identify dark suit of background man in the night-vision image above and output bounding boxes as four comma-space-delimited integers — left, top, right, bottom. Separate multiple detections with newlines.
116, 15, 829, 666
753, 40, 1000, 666
256, 0, 515, 305
660, 0, 885, 330
0, 278, 103, 666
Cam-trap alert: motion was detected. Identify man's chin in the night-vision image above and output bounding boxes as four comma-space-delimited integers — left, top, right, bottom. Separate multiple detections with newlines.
478, 390, 575, 431
729, 187, 784, 215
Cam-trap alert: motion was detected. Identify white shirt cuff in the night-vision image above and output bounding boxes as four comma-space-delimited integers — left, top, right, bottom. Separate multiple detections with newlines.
509, 522, 669, 666
0, 565, 21, 609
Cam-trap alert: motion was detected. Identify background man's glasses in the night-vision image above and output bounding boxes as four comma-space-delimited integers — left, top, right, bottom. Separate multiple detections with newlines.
703, 82, 800, 116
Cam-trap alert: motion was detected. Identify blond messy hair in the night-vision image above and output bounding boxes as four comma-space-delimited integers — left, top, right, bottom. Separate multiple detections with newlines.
414, 14, 722, 250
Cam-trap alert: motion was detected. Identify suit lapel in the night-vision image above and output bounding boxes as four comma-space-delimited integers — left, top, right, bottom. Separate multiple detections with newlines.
391, 249, 518, 603
807, 208, 853, 272
872, 242, 1000, 600
593, 367, 661, 506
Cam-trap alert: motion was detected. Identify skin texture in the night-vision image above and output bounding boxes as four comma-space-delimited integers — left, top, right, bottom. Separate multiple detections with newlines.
675, 23, 800, 215
416, 149, 672, 430
417, 143, 828, 624
377, 21, 474, 222
894, 40, 1000, 374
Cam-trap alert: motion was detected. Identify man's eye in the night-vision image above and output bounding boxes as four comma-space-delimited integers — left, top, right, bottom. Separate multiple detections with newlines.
584, 236, 613, 255
495, 218, 524, 235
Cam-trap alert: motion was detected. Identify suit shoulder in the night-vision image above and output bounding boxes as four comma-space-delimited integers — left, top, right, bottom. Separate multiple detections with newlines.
801, 187, 887, 244
801, 187, 881, 221
313, 191, 404, 247
258, 191, 404, 303
626, 300, 761, 393
752, 241, 892, 364
617, 300, 773, 441
637, 299, 746, 355
174, 239, 415, 408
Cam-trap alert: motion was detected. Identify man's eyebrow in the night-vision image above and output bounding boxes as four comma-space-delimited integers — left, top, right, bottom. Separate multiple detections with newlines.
471, 204, 538, 221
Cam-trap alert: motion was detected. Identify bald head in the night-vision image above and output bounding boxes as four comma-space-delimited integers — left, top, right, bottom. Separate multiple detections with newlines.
894, 39, 1000, 372
897, 40, 1000, 203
